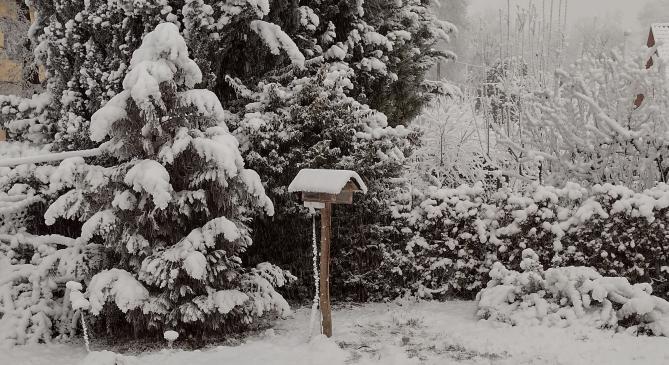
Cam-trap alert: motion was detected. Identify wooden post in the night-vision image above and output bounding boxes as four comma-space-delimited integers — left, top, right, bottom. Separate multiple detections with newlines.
289, 170, 366, 337
319, 202, 333, 337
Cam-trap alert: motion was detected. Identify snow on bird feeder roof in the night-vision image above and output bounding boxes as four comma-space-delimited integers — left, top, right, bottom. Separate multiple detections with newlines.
288, 169, 367, 194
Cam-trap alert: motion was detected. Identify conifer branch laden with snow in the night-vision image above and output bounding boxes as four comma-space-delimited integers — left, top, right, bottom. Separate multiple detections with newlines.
0, 232, 89, 346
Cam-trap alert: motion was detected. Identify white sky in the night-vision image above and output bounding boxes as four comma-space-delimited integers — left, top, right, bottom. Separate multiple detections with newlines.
468, 0, 654, 34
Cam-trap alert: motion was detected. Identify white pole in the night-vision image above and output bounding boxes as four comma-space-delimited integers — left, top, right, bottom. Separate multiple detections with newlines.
81, 313, 90, 353
307, 213, 321, 338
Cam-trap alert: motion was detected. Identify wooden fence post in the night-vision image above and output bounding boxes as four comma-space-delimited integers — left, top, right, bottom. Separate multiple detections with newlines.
319, 202, 333, 337
288, 169, 367, 338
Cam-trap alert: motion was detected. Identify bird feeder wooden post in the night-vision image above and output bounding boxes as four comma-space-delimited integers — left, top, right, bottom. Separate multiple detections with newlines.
288, 169, 367, 338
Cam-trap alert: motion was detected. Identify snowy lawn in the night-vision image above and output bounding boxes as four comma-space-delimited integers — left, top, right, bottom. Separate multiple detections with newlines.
3, 300, 669, 365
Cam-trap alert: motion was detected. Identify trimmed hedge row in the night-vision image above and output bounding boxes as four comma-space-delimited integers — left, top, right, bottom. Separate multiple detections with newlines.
391, 182, 669, 300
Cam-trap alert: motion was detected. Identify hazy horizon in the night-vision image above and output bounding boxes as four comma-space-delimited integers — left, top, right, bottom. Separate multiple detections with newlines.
467, 0, 658, 44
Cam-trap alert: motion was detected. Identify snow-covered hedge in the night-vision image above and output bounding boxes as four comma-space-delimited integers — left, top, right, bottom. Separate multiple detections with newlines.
393, 182, 669, 300
476, 249, 669, 336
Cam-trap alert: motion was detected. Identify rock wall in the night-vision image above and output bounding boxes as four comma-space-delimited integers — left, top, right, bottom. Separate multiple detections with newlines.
0, 0, 38, 96
0, 0, 39, 141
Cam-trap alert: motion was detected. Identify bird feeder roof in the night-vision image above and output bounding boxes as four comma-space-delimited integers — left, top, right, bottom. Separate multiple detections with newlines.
288, 169, 367, 194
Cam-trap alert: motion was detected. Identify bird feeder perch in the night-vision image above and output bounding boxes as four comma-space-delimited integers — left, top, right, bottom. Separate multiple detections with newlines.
288, 169, 367, 337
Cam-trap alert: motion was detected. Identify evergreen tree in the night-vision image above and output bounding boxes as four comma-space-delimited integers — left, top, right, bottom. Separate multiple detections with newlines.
181, 0, 456, 300
44, 23, 291, 335
185, 0, 456, 127
231, 62, 417, 301
24, 1, 455, 149
25, 0, 310, 150
15, 0, 459, 306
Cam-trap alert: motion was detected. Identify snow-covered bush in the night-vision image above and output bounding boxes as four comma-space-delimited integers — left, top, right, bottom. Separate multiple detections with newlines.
477, 250, 669, 336
42, 23, 292, 337
504, 48, 669, 189
409, 95, 502, 189
394, 182, 669, 300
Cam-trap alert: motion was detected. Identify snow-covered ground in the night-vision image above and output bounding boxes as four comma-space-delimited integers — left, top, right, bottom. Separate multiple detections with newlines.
3, 300, 669, 365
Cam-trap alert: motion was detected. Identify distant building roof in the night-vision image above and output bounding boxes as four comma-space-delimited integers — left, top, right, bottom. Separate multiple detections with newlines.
650, 23, 669, 58
648, 23, 669, 79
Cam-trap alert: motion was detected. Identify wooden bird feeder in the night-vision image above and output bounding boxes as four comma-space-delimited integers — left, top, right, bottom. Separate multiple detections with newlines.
288, 169, 367, 337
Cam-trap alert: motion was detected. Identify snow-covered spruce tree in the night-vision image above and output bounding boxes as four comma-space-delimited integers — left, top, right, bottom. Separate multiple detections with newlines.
44, 23, 292, 337
184, 0, 456, 127
230, 63, 416, 301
